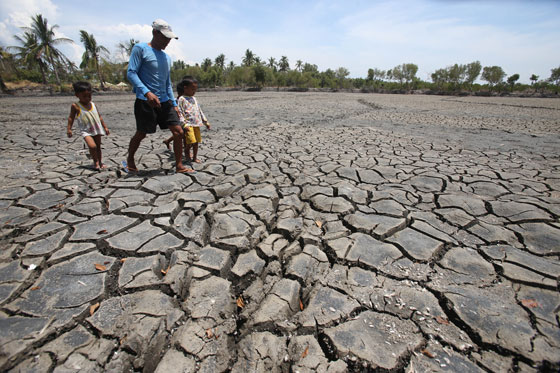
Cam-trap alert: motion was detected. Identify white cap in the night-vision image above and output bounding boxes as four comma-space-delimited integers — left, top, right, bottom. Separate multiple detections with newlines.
152, 19, 178, 39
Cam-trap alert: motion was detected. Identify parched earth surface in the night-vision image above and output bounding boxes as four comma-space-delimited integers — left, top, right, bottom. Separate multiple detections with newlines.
0, 91, 559, 372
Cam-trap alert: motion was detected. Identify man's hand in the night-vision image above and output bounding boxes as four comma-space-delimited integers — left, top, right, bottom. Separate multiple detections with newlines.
145, 91, 161, 108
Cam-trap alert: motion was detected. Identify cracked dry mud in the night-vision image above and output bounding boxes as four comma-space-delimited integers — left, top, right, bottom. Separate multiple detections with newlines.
0, 91, 559, 372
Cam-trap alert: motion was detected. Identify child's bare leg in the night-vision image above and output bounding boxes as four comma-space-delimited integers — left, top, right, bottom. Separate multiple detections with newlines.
93, 135, 105, 168
192, 143, 200, 163
84, 135, 100, 168
184, 143, 192, 162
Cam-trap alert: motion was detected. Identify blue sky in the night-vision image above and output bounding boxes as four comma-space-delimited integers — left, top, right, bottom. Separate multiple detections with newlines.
1, 0, 559, 83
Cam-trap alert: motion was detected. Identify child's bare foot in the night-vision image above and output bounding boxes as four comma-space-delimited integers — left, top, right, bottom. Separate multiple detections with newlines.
193, 159, 202, 163
99, 164, 107, 170
163, 139, 172, 150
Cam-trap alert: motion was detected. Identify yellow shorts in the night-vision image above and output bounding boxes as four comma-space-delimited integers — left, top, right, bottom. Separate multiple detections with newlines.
184, 126, 201, 144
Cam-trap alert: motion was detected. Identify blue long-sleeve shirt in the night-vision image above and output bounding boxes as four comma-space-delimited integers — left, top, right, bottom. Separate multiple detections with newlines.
127, 42, 177, 106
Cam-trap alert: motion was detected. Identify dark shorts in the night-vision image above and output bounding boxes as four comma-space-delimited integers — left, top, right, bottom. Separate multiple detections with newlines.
134, 99, 180, 134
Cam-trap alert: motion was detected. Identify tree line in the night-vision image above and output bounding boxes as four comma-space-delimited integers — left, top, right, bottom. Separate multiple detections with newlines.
1, 14, 559, 95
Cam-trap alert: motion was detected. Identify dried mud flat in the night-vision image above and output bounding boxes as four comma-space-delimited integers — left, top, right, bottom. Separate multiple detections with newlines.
0, 91, 559, 372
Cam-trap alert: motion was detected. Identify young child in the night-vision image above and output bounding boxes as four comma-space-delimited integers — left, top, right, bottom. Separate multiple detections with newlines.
67, 81, 110, 170
163, 80, 185, 150
178, 76, 211, 164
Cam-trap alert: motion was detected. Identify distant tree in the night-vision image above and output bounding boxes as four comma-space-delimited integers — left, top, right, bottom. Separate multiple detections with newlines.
267, 57, 276, 71
506, 73, 520, 92
367, 68, 385, 82
79, 30, 109, 89
242, 49, 255, 66
254, 56, 262, 66
385, 69, 393, 82
385, 69, 394, 81
389, 63, 418, 89
335, 66, 350, 88
10, 31, 48, 83
117, 38, 138, 60
295, 60, 303, 72
173, 60, 186, 70
202, 68, 219, 87
214, 54, 225, 70
431, 68, 448, 90
302, 63, 318, 74
391, 65, 404, 86
447, 64, 466, 89
401, 63, 418, 88
201, 58, 212, 72
253, 65, 266, 87
465, 61, 481, 89
228, 66, 255, 88
530, 74, 539, 85
481, 65, 505, 89
353, 77, 366, 89
550, 66, 560, 86
278, 56, 289, 72
113, 39, 138, 82
22, 14, 73, 86
320, 68, 336, 88
0, 46, 14, 92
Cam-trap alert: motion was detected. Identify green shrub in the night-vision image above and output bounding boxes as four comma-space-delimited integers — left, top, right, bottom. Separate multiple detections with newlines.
16, 69, 43, 83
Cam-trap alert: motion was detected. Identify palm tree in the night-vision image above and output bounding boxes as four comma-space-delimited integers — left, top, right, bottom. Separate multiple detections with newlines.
22, 14, 73, 86
118, 38, 138, 60
295, 60, 303, 72
173, 60, 186, 70
10, 31, 49, 84
201, 58, 212, 72
242, 49, 255, 66
268, 57, 276, 71
80, 30, 109, 89
214, 54, 225, 70
278, 56, 289, 72
0, 46, 13, 92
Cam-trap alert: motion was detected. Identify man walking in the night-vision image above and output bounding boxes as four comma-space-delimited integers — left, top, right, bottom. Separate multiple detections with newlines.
124, 19, 193, 173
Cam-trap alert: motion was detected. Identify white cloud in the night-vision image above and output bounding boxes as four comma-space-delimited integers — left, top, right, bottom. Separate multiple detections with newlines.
0, 0, 59, 45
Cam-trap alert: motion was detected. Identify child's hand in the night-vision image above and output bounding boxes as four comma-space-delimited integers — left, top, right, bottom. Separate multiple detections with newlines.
205, 122, 211, 130
67, 129, 73, 138
105, 128, 110, 135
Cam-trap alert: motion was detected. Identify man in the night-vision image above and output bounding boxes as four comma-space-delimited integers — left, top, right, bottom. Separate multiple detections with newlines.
124, 19, 193, 173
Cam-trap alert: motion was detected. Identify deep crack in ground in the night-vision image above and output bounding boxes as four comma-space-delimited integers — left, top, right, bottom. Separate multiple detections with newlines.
0, 91, 559, 372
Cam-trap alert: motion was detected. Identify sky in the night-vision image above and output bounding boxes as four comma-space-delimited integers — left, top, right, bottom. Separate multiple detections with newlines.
1, 0, 559, 83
